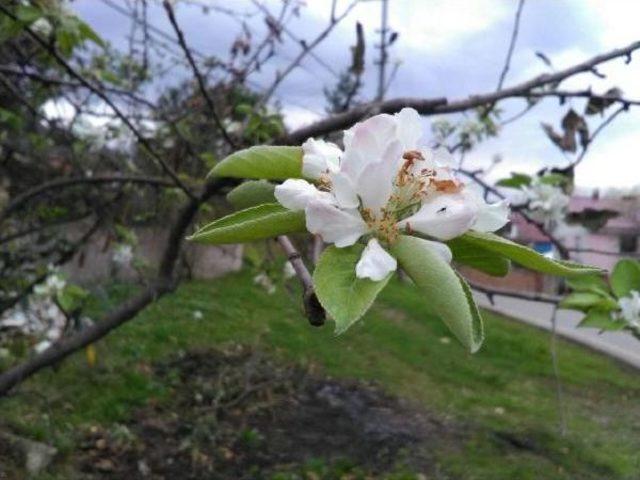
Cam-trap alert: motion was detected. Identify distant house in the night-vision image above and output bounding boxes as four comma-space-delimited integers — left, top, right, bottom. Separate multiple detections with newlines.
510, 193, 640, 271
563, 194, 640, 271
464, 193, 640, 293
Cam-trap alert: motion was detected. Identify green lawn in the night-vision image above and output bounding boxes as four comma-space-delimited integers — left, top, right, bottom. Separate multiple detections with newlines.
2, 270, 640, 479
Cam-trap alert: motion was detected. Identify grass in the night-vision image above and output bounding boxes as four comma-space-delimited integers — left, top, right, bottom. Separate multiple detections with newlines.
2, 270, 640, 479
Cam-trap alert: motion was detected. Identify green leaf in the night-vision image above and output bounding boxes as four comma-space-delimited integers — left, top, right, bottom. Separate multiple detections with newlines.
0, 17, 26, 43
461, 231, 602, 277
189, 203, 306, 245
496, 172, 532, 189
0, 108, 23, 130
227, 180, 276, 209
56, 284, 89, 312
610, 259, 640, 299
313, 244, 392, 334
447, 236, 511, 277
539, 173, 568, 186
579, 309, 624, 331
77, 20, 105, 47
566, 274, 610, 295
391, 235, 484, 352
559, 292, 617, 312
98, 69, 122, 86
199, 152, 217, 169
15, 5, 43, 24
56, 29, 76, 56
210, 146, 303, 180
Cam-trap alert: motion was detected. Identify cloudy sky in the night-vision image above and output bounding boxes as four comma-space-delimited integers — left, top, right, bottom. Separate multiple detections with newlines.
71, 0, 640, 191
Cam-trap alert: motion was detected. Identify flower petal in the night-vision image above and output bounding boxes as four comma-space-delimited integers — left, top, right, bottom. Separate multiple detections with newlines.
473, 199, 510, 232
340, 114, 396, 181
302, 138, 342, 179
431, 147, 456, 167
274, 179, 332, 211
394, 108, 422, 150
355, 238, 397, 281
330, 171, 359, 209
355, 140, 403, 212
418, 239, 453, 264
305, 200, 368, 247
398, 193, 478, 240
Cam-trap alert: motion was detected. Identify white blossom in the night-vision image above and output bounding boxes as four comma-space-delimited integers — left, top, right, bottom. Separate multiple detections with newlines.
618, 291, 640, 328
355, 238, 398, 281
33, 272, 66, 297
34, 340, 52, 354
275, 108, 510, 281
0, 297, 67, 353
31, 17, 53, 37
522, 179, 569, 223
253, 272, 276, 295
301, 138, 342, 180
283, 261, 296, 279
112, 244, 134, 267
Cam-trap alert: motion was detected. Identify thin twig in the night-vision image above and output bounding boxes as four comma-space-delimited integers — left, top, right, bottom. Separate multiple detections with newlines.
571, 105, 626, 168
458, 169, 570, 259
162, 0, 236, 149
259, 0, 359, 105
0, 65, 155, 107
521, 89, 640, 107
0, 179, 229, 396
469, 281, 562, 305
0, 5, 196, 200
250, 0, 340, 79
568, 247, 640, 258
277, 235, 325, 326
0, 175, 176, 223
496, 0, 526, 91
289, 39, 640, 142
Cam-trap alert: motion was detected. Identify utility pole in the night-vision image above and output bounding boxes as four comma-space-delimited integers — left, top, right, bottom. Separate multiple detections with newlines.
375, 0, 389, 101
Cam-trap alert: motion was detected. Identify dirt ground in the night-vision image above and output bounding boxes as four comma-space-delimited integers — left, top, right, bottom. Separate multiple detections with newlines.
68, 345, 464, 479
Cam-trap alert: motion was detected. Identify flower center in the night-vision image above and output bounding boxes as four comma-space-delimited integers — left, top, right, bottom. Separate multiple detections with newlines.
358, 150, 464, 244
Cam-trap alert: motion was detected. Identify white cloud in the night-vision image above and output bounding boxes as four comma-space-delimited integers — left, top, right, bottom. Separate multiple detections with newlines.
581, 0, 640, 49
304, 0, 510, 53
281, 104, 322, 130
575, 131, 640, 189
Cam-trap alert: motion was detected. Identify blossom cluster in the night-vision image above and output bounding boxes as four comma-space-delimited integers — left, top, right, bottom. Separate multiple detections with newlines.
618, 291, 640, 330
522, 179, 570, 224
0, 269, 68, 353
0, 268, 91, 354
274, 108, 510, 281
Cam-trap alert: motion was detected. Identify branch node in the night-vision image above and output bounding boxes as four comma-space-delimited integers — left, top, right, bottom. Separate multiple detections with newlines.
303, 288, 326, 327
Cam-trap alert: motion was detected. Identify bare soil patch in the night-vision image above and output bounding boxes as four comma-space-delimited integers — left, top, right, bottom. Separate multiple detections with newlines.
75, 345, 463, 479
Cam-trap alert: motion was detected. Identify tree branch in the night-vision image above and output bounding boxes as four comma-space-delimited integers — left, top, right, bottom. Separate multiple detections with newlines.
288, 40, 640, 142
496, 0, 526, 91
570, 105, 626, 168
568, 247, 640, 258
0, 175, 176, 224
0, 5, 195, 199
0, 178, 229, 396
469, 281, 561, 305
458, 169, 570, 259
259, 0, 359, 105
277, 235, 325, 326
0, 65, 154, 107
162, 0, 236, 149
